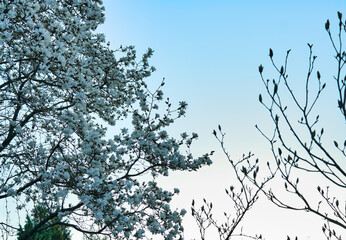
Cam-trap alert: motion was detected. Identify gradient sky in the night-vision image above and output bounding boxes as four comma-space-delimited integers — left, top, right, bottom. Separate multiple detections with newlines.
93, 1, 346, 239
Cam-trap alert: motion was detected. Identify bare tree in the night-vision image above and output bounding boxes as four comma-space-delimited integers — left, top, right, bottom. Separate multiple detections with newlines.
253, 12, 345, 239
192, 11, 345, 240
190, 127, 272, 240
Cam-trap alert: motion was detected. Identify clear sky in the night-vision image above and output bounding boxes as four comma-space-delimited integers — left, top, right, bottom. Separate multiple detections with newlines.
95, 1, 346, 239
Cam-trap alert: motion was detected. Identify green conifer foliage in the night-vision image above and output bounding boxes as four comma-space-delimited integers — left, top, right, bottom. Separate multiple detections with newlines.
17, 205, 71, 240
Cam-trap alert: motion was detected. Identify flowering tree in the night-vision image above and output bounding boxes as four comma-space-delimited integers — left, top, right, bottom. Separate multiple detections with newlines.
0, 0, 212, 239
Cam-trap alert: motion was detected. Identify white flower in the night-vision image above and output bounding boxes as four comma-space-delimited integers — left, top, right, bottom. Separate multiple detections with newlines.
7, 188, 16, 196
63, 171, 70, 180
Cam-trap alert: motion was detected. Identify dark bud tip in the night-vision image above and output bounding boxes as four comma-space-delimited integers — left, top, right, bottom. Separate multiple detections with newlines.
338, 11, 342, 20
334, 140, 339, 148
259, 64, 264, 73
275, 114, 279, 122
259, 94, 262, 103
273, 83, 278, 95
317, 71, 321, 80
218, 125, 221, 131
325, 19, 330, 30
269, 48, 273, 58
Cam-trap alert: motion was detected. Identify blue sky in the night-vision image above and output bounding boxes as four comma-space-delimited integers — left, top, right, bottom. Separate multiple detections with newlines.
96, 1, 346, 239
98, 0, 345, 139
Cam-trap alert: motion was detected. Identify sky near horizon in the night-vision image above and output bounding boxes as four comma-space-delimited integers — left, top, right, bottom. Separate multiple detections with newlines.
94, 1, 346, 239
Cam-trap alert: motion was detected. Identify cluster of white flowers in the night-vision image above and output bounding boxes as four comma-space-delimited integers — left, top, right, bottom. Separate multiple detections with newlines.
0, 0, 212, 239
